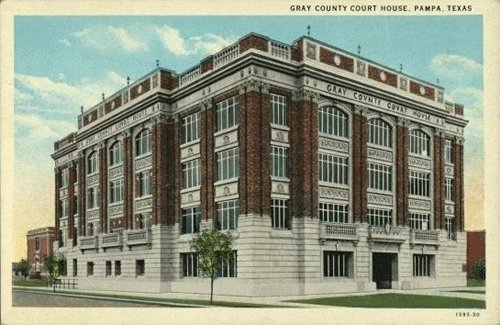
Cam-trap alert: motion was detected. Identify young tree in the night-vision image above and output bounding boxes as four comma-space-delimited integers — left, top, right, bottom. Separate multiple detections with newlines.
15, 258, 31, 279
190, 229, 234, 304
44, 253, 64, 292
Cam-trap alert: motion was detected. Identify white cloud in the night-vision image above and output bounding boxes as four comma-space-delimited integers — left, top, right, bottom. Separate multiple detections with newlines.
74, 26, 148, 53
15, 113, 74, 143
58, 38, 71, 47
156, 25, 236, 56
105, 71, 127, 87
431, 54, 482, 77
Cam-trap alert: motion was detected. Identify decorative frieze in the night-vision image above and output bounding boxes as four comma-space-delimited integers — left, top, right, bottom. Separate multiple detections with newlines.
408, 198, 431, 211
367, 193, 393, 206
408, 156, 431, 170
108, 166, 124, 179
367, 147, 393, 162
271, 129, 289, 143
87, 209, 100, 221
319, 137, 349, 153
135, 155, 152, 170
86, 174, 99, 187
181, 190, 201, 205
319, 187, 349, 200
135, 197, 153, 211
181, 143, 200, 160
108, 204, 124, 216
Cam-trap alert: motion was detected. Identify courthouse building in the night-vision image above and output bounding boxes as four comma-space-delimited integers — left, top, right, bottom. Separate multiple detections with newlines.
26, 226, 56, 278
52, 33, 467, 296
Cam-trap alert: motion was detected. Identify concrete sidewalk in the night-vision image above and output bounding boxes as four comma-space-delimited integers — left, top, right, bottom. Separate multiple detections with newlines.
13, 285, 485, 308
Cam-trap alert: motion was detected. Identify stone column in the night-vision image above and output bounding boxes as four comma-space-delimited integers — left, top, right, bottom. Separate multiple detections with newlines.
396, 118, 409, 226
352, 105, 368, 223
433, 131, 445, 229
289, 89, 319, 218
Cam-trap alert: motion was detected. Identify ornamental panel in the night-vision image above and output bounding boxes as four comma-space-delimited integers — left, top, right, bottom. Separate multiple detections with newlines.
319, 137, 349, 153
135, 156, 152, 170
215, 181, 239, 198
181, 190, 201, 205
445, 165, 454, 176
87, 209, 100, 221
87, 174, 99, 187
445, 204, 455, 215
215, 130, 238, 149
59, 188, 68, 198
271, 129, 289, 143
108, 166, 124, 179
367, 193, 393, 206
271, 181, 289, 195
181, 143, 200, 161
108, 204, 124, 216
319, 187, 349, 200
367, 148, 393, 162
408, 198, 431, 211
408, 157, 431, 170
135, 197, 152, 211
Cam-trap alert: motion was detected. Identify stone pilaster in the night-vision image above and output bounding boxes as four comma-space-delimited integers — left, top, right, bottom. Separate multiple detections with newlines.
352, 105, 368, 223
396, 118, 409, 226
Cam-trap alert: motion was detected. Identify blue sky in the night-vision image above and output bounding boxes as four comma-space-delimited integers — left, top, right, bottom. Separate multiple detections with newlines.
13, 15, 484, 259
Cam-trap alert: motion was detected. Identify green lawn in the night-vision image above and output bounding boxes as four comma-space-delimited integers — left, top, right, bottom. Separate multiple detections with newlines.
450, 290, 485, 294
289, 293, 485, 308
467, 279, 485, 287
13, 288, 280, 308
13, 279, 48, 287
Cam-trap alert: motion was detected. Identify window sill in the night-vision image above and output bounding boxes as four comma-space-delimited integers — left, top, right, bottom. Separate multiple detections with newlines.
214, 125, 239, 137
134, 153, 152, 160
270, 124, 290, 131
108, 202, 124, 207
318, 132, 349, 142
214, 178, 239, 186
271, 176, 290, 182
180, 139, 201, 149
108, 163, 124, 169
318, 182, 350, 189
180, 186, 201, 194
135, 195, 153, 200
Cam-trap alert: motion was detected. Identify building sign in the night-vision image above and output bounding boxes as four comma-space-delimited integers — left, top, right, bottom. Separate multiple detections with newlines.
324, 83, 445, 127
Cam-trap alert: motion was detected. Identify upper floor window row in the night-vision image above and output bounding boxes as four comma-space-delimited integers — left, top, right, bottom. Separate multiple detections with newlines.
368, 118, 392, 148
87, 152, 98, 175
216, 97, 239, 132
444, 139, 454, 164
109, 141, 123, 167
318, 106, 349, 138
410, 130, 430, 157
60, 168, 69, 188
182, 112, 200, 144
135, 129, 151, 157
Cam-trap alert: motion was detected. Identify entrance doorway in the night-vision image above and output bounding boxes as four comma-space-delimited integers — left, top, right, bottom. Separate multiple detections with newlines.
372, 253, 398, 289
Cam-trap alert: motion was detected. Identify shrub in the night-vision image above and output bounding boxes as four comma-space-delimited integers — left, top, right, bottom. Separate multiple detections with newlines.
472, 259, 485, 280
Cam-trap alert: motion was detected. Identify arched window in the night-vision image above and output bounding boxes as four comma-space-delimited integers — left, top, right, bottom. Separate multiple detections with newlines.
318, 106, 349, 138
87, 152, 98, 174
109, 141, 123, 166
368, 119, 392, 148
410, 130, 430, 156
135, 129, 151, 157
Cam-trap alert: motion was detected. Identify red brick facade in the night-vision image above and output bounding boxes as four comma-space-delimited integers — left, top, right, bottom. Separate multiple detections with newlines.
466, 231, 485, 277
26, 227, 56, 276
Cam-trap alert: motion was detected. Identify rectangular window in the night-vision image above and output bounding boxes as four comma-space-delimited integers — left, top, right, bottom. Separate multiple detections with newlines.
105, 261, 112, 277
444, 139, 454, 164
73, 259, 77, 277
409, 171, 431, 197
114, 261, 121, 276
181, 253, 199, 277
217, 251, 237, 278
61, 168, 69, 188
445, 218, 456, 240
367, 208, 393, 227
61, 199, 68, 218
318, 106, 349, 138
182, 159, 200, 189
139, 171, 151, 197
319, 203, 349, 223
87, 262, 94, 276
216, 97, 239, 131
182, 112, 200, 144
323, 251, 351, 277
73, 196, 78, 215
318, 153, 349, 185
271, 199, 289, 229
269, 94, 288, 126
181, 207, 201, 234
217, 148, 239, 181
217, 200, 239, 230
409, 213, 431, 230
35, 237, 40, 251
368, 162, 392, 191
445, 178, 454, 202
136, 260, 145, 276
410, 130, 430, 156
139, 213, 150, 230
109, 179, 124, 204
270, 146, 288, 178
413, 254, 433, 277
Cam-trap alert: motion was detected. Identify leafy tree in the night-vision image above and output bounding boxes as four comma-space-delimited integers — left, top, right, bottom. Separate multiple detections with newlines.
190, 229, 234, 304
14, 258, 31, 279
472, 259, 486, 280
44, 253, 65, 292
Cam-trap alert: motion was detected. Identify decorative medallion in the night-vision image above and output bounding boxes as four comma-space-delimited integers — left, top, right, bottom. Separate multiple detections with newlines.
137, 84, 143, 94
277, 184, 285, 193
188, 147, 194, 156
188, 194, 193, 202
380, 71, 387, 81
276, 131, 284, 141
223, 186, 230, 195
400, 77, 408, 91
357, 60, 366, 76
223, 135, 230, 145
333, 55, 341, 66
419, 86, 426, 95
306, 42, 316, 60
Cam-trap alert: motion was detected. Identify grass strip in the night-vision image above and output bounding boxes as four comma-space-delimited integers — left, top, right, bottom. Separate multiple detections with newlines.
449, 290, 485, 294
467, 279, 485, 287
288, 293, 485, 309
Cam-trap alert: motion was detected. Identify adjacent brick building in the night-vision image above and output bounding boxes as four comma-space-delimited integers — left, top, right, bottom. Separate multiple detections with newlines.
52, 33, 468, 296
467, 230, 485, 277
26, 227, 56, 278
